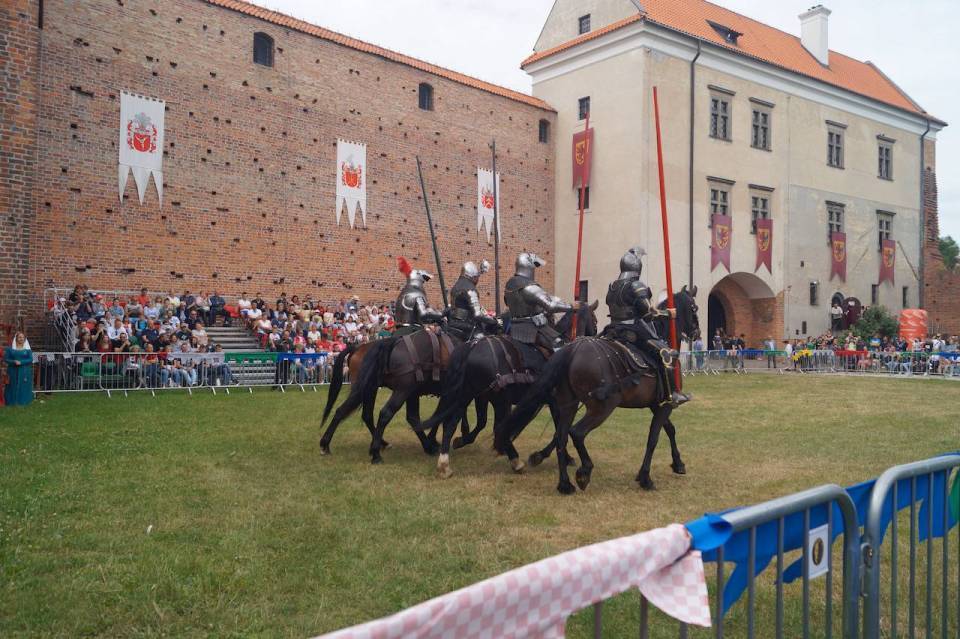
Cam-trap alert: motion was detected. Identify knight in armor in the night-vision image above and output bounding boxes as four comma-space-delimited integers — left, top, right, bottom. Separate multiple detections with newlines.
446, 260, 499, 341
603, 246, 691, 408
393, 257, 443, 336
504, 252, 573, 351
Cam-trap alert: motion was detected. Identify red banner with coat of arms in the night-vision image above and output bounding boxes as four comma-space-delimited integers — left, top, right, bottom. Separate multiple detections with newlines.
711, 214, 732, 272
755, 218, 772, 273
830, 231, 847, 282
879, 238, 896, 285
572, 127, 594, 189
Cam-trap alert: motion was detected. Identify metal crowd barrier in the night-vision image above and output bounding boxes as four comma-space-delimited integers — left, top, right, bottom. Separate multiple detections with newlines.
32, 351, 336, 395
680, 350, 960, 378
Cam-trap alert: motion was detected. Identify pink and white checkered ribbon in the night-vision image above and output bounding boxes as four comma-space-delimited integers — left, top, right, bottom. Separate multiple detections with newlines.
315, 524, 710, 638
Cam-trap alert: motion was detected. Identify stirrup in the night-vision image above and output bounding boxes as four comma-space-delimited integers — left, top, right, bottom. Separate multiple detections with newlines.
670, 392, 692, 408
659, 348, 678, 367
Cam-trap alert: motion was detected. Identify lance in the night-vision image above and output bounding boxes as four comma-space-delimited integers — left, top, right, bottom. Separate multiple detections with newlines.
415, 155, 449, 307
653, 86, 682, 390
490, 140, 501, 316
571, 110, 591, 338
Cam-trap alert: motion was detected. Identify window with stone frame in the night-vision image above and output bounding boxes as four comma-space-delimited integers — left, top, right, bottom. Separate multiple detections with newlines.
709, 91, 732, 140
538, 119, 550, 144
578, 14, 591, 35
750, 187, 772, 234
827, 121, 846, 168
750, 101, 772, 150
708, 178, 732, 226
878, 137, 894, 180
877, 210, 894, 250
827, 201, 845, 240
578, 96, 590, 121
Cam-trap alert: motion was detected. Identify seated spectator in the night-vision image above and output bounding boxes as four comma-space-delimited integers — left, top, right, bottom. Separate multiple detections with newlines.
143, 343, 161, 387
91, 295, 106, 320
107, 318, 127, 347
237, 291, 252, 318
136, 287, 150, 307
144, 297, 163, 321
107, 297, 125, 320
206, 344, 235, 386
185, 309, 201, 330
255, 314, 272, 345
252, 292, 266, 311
192, 321, 209, 347
209, 290, 228, 326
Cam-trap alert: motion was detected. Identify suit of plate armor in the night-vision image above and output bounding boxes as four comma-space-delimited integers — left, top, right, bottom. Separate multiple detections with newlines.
394, 268, 443, 336
447, 260, 498, 341
604, 246, 690, 407
503, 253, 572, 351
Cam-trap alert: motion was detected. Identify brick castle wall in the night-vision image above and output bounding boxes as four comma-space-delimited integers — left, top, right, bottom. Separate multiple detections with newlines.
0, 0, 40, 328
921, 140, 960, 333
18, 0, 556, 337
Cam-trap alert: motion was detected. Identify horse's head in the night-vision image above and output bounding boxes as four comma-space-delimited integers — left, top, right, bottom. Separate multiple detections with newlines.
674, 285, 701, 342
556, 300, 599, 338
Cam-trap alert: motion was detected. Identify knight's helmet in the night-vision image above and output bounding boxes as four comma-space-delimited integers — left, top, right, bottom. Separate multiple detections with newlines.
461, 259, 490, 284
515, 252, 546, 279
618, 246, 646, 280
398, 257, 433, 288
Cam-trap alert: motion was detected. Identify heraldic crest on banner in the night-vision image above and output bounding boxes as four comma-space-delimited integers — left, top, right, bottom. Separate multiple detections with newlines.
476, 167, 501, 243
336, 139, 367, 228
119, 91, 165, 205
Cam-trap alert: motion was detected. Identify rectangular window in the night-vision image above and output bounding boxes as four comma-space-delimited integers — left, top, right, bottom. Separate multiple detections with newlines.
709, 186, 729, 217
418, 83, 434, 111
576, 186, 590, 210
751, 109, 770, 150
827, 201, 845, 239
871, 284, 879, 305
877, 210, 893, 250
578, 14, 591, 35
538, 119, 549, 144
578, 96, 590, 121
578, 280, 589, 303
827, 122, 845, 168
809, 281, 819, 307
902, 286, 909, 308
750, 190, 771, 234
710, 95, 731, 140
878, 142, 893, 179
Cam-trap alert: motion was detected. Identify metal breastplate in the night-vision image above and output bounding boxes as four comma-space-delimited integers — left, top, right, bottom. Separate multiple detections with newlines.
449, 277, 476, 321
394, 287, 425, 325
504, 275, 538, 318
606, 279, 648, 323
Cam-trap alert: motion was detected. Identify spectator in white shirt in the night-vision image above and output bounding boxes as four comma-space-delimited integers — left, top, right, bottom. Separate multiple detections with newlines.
107, 318, 127, 345
192, 321, 209, 347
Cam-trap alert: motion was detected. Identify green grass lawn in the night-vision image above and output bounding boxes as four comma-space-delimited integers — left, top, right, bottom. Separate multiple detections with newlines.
1, 375, 958, 638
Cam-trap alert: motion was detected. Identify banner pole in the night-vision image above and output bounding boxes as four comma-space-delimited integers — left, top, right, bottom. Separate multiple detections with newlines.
415, 156, 449, 307
571, 111, 590, 338
491, 140, 501, 316
653, 86, 681, 390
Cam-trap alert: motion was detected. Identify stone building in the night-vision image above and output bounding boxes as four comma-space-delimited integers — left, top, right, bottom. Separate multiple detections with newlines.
524, 0, 954, 343
0, 0, 556, 336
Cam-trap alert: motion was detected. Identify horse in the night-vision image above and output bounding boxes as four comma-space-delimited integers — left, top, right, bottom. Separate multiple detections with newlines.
319, 329, 482, 463
417, 302, 599, 479
497, 286, 700, 495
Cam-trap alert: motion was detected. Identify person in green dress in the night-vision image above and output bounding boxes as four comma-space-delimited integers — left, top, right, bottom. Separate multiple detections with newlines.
4, 332, 33, 406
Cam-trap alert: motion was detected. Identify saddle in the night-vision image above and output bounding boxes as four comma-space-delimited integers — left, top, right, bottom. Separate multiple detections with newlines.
483, 336, 536, 391
390, 330, 455, 382
586, 337, 655, 402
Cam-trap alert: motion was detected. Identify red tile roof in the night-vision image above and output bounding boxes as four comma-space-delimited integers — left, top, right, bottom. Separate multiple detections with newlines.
522, 0, 943, 124
204, 0, 553, 111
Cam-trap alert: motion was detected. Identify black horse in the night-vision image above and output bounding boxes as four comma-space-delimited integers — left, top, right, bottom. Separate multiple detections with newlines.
418, 302, 598, 479
498, 287, 700, 494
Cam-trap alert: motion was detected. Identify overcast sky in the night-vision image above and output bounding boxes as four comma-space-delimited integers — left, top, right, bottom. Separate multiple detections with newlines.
248, 0, 958, 240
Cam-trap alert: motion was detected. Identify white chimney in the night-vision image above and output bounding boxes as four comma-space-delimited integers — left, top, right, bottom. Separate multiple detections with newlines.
799, 5, 831, 66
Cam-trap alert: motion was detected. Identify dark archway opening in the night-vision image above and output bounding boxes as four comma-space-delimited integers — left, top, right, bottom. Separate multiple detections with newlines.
708, 292, 727, 345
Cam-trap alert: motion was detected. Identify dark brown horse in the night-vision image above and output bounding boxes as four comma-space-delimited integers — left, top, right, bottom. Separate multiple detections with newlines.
319, 330, 480, 463
497, 287, 700, 494
417, 303, 598, 479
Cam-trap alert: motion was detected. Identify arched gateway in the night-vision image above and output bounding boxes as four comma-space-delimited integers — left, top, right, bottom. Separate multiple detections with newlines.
707, 273, 780, 348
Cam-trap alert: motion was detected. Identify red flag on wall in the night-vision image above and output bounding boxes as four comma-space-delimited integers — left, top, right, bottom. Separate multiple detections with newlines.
755, 218, 772, 273
830, 231, 847, 282
711, 214, 732, 272
879, 238, 896, 285
572, 127, 594, 188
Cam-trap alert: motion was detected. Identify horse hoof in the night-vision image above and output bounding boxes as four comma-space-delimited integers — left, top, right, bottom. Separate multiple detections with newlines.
451, 437, 465, 450
319, 443, 330, 456
528, 452, 544, 467
575, 468, 592, 491
436, 466, 453, 479
510, 458, 526, 474
671, 462, 687, 475
557, 481, 577, 495
636, 475, 656, 491
370, 456, 383, 465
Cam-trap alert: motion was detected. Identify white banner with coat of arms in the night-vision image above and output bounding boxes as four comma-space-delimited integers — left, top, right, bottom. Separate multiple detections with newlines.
336, 139, 366, 228
119, 91, 165, 205
476, 167, 500, 243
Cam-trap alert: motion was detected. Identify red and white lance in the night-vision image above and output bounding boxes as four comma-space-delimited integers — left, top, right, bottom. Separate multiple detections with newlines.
570, 112, 593, 337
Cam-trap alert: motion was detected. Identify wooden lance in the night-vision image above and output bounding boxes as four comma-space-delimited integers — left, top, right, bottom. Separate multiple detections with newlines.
652, 86, 682, 390
415, 155, 448, 307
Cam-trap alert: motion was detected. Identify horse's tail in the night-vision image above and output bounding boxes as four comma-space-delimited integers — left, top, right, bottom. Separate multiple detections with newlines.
498, 343, 576, 446
417, 340, 475, 433
325, 338, 396, 429
321, 345, 355, 427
